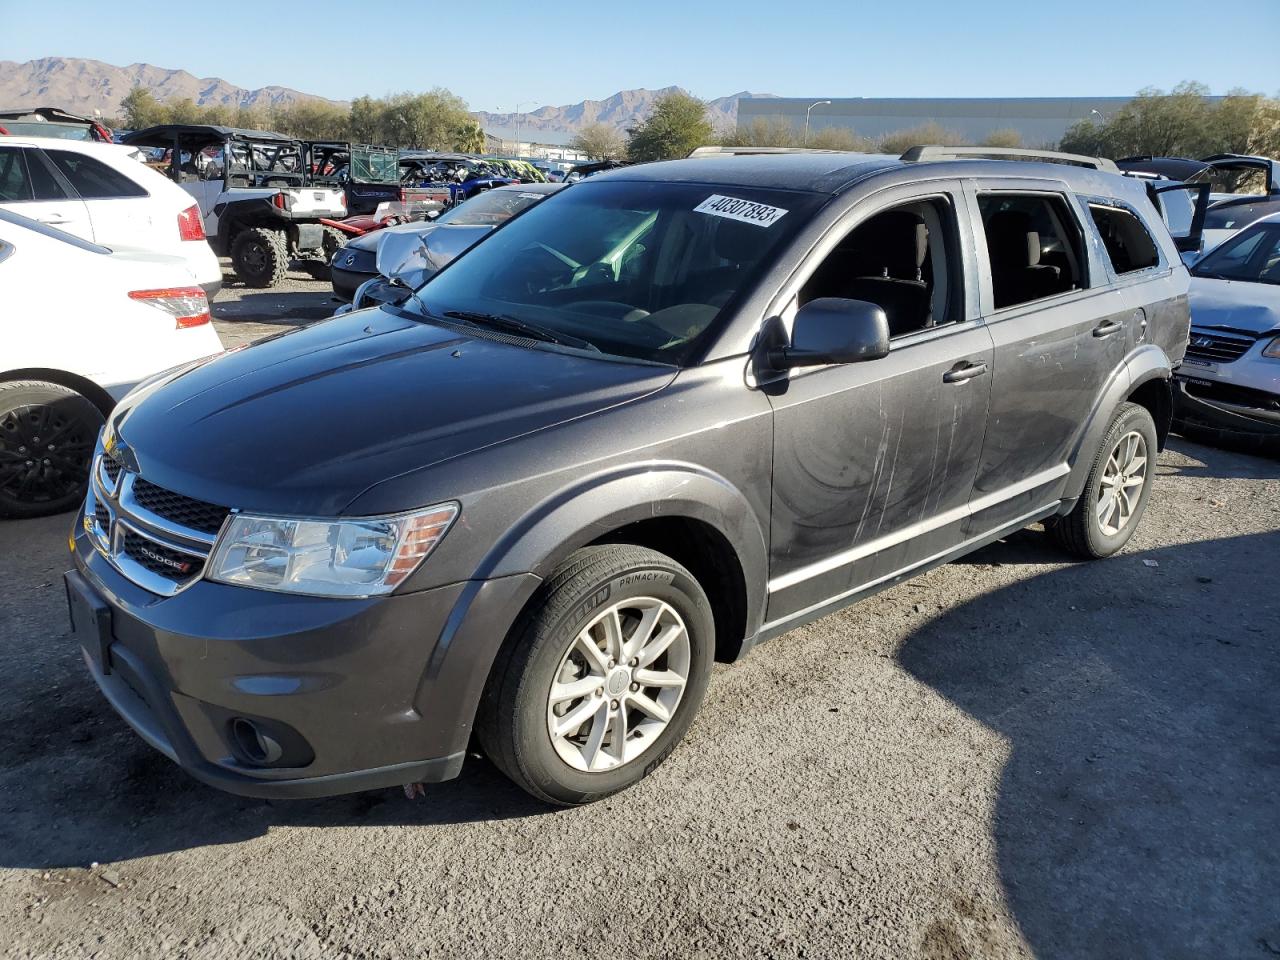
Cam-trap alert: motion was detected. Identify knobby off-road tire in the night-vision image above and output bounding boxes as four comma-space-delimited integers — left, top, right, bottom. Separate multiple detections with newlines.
0, 381, 104, 519
230, 227, 289, 288
476, 545, 715, 806
1051, 401, 1158, 559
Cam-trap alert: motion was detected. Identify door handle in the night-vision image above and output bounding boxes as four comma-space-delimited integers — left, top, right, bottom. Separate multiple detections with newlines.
943, 361, 988, 384
37, 214, 70, 225
1092, 319, 1124, 338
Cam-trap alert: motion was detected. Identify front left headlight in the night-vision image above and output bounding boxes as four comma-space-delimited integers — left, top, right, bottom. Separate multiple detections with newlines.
206, 503, 458, 598
1262, 336, 1280, 359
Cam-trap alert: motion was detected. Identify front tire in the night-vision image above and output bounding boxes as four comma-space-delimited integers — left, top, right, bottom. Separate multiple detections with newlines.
477, 545, 714, 806
230, 227, 289, 288
0, 381, 104, 519
1051, 401, 1157, 559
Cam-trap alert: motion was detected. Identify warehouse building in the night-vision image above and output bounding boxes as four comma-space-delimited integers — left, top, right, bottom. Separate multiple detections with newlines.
737, 96, 1148, 147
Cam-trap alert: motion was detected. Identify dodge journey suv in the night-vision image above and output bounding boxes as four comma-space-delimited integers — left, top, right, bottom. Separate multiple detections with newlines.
67, 146, 1191, 805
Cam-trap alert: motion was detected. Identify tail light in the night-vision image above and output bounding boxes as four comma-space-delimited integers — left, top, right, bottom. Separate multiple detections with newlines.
129, 287, 211, 328
272, 192, 290, 211
177, 205, 205, 241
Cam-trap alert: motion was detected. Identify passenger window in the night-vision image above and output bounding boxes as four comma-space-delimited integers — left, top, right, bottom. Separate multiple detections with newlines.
1088, 204, 1160, 274
800, 197, 960, 338
45, 150, 148, 199
978, 193, 1084, 309
0, 147, 33, 201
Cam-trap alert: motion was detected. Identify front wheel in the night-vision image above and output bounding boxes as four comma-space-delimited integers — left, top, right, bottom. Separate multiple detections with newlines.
1051, 401, 1157, 559
476, 545, 714, 805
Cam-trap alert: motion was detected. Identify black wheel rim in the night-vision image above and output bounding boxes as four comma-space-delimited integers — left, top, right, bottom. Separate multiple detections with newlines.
0, 403, 96, 504
241, 240, 268, 273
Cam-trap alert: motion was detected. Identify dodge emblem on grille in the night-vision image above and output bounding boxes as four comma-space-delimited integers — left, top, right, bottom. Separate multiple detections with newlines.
138, 545, 192, 574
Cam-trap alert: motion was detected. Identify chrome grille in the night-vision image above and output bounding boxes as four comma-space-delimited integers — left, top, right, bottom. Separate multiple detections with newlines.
86, 449, 231, 597
1185, 329, 1254, 364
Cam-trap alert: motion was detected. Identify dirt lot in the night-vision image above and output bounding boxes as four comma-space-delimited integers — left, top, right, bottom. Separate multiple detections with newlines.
0, 270, 1277, 959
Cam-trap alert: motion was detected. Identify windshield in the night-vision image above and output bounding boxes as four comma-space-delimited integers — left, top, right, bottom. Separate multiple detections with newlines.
1192, 223, 1280, 285
438, 190, 549, 226
414, 179, 822, 365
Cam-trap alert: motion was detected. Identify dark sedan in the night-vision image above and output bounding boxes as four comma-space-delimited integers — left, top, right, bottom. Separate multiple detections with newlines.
330, 183, 564, 302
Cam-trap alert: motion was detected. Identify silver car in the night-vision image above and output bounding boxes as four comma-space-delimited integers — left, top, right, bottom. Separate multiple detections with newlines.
1176, 212, 1280, 447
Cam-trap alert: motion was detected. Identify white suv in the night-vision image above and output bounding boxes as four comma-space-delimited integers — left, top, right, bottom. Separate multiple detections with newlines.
0, 136, 222, 297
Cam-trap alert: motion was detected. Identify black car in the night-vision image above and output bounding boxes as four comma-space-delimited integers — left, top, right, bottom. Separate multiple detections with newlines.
69, 146, 1192, 806
330, 182, 563, 302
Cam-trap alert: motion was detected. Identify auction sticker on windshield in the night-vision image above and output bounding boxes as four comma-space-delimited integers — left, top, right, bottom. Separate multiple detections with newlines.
694, 194, 789, 228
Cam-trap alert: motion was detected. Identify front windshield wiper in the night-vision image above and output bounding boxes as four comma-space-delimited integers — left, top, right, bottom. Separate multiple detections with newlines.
443, 310, 599, 352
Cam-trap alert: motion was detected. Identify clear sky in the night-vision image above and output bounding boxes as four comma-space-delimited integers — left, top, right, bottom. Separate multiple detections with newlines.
2, 0, 1277, 111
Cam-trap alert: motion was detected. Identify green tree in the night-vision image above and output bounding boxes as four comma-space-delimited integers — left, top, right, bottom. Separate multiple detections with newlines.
876, 122, 965, 155
626, 91, 714, 162
570, 121, 627, 160
807, 126, 873, 151
119, 87, 167, 129
717, 117, 798, 148
381, 89, 477, 149
1060, 82, 1262, 158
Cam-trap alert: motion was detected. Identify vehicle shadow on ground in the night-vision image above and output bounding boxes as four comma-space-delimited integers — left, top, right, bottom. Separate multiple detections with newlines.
1163, 432, 1279, 478
899, 529, 1280, 959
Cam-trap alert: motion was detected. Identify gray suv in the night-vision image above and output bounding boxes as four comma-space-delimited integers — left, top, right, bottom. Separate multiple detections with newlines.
66, 147, 1190, 805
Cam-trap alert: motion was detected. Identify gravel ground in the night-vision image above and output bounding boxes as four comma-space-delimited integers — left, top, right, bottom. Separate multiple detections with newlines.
0, 269, 1277, 959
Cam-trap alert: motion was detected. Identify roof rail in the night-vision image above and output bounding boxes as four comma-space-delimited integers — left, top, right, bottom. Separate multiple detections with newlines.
687, 145, 849, 158
900, 145, 1118, 172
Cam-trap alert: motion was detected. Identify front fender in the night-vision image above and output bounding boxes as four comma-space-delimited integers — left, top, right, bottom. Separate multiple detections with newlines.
1063, 344, 1171, 501
477, 461, 768, 626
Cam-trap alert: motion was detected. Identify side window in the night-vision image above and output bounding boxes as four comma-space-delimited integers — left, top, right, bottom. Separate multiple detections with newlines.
800, 196, 960, 338
1089, 204, 1159, 274
44, 150, 148, 199
0, 147, 68, 202
0, 147, 33, 201
977, 193, 1085, 309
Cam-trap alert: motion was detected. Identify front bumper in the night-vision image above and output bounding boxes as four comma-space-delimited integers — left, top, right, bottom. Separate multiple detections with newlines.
69, 517, 539, 798
1173, 376, 1280, 440
330, 262, 375, 302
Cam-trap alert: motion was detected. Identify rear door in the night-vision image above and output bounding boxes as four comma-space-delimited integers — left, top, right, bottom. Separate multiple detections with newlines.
40, 147, 159, 248
0, 144, 93, 239
962, 178, 1125, 535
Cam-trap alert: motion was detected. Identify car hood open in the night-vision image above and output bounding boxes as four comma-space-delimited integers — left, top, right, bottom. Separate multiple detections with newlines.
110, 310, 675, 516
1189, 276, 1280, 335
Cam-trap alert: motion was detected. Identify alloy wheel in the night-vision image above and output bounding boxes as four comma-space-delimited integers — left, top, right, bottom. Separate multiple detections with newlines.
546, 597, 691, 773
0, 403, 95, 504
1096, 430, 1148, 536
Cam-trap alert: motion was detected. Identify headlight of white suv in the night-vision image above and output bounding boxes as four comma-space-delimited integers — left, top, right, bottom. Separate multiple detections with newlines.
206, 503, 458, 597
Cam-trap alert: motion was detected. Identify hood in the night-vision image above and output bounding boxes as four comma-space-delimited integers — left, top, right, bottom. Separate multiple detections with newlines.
1189, 276, 1280, 335
348, 219, 493, 265
110, 310, 675, 516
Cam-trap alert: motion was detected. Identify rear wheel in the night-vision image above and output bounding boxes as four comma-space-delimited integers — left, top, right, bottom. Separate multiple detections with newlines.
1051, 402, 1157, 559
0, 381, 104, 519
230, 227, 289, 287
476, 545, 714, 805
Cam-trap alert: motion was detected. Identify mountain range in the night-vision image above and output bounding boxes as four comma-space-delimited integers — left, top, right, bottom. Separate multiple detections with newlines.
0, 58, 775, 139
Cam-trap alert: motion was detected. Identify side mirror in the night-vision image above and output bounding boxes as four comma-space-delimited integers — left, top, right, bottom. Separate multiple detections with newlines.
771, 298, 890, 369
375, 231, 430, 289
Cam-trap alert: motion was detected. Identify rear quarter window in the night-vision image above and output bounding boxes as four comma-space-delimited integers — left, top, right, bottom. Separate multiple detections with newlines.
44, 150, 149, 199
1088, 204, 1160, 275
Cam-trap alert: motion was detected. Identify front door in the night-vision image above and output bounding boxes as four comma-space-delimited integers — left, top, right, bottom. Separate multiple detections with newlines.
764, 183, 993, 625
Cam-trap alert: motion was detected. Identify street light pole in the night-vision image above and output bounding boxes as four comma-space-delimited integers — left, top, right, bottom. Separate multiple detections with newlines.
805, 100, 831, 146
514, 101, 531, 157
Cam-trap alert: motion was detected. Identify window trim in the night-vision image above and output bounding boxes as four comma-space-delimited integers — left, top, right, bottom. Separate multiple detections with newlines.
1081, 196, 1166, 282
965, 184, 1099, 318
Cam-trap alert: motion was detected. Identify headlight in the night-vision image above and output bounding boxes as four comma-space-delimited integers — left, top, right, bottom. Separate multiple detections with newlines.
1262, 336, 1280, 359
207, 503, 458, 597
